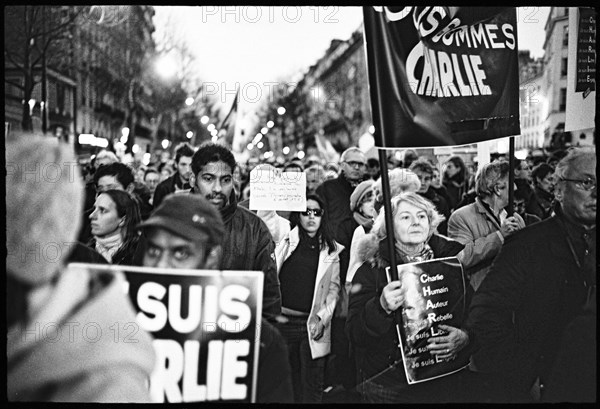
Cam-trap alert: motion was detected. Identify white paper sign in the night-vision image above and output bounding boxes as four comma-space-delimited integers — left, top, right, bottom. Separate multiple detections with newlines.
249, 166, 306, 211
565, 7, 596, 132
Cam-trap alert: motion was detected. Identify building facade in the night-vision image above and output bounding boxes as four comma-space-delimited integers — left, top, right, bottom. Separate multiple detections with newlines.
73, 5, 157, 157
4, 6, 164, 160
542, 6, 595, 149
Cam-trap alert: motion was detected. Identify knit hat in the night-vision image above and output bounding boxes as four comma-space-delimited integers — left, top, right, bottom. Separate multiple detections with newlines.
137, 194, 225, 246
350, 180, 374, 212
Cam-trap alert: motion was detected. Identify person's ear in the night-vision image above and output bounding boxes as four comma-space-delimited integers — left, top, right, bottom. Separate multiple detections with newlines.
118, 216, 126, 227
204, 245, 222, 270
189, 173, 196, 187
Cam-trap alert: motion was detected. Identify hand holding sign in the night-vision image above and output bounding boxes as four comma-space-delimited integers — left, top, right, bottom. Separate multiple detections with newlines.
380, 280, 404, 314
426, 324, 469, 360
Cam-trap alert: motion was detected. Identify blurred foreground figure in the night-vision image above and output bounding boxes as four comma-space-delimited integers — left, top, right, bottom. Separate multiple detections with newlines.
7, 135, 155, 402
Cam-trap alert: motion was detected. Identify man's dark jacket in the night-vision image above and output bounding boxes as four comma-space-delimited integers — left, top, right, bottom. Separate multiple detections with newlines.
315, 174, 359, 289
198, 189, 282, 322
465, 213, 595, 400
316, 174, 357, 250
153, 172, 190, 209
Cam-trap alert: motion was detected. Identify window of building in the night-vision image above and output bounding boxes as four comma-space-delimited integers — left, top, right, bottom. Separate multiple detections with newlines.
563, 26, 569, 47
559, 88, 567, 111
580, 133, 586, 140
561, 57, 568, 77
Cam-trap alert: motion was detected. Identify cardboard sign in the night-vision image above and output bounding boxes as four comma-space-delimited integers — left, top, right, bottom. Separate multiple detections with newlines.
386, 257, 469, 384
249, 167, 306, 211
69, 264, 263, 403
565, 7, 596, 132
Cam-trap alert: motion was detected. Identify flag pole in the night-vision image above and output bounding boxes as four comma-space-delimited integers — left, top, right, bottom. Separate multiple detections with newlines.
508, 136, 515, 215
363, 7, 398, 282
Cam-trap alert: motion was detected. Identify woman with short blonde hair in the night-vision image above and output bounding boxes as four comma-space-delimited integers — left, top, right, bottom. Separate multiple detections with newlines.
347, 191, 470, 403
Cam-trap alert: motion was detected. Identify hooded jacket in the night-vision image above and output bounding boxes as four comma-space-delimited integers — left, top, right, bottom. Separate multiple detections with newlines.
346, 233, 464, 388
8, 268, 155, 402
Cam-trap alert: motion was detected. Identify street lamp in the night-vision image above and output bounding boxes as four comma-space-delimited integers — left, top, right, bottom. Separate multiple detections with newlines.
185, 97, 194, 106
161, 139, 170, 149
267, 120, 274, 128
155, 54, 178, 80
186, 131, 193, 139
121, 127, 129, 143
201, 115, 209, 124
277, 106, 286, 156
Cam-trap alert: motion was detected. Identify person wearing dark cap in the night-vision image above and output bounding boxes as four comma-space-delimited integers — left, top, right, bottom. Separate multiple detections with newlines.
189, 143, 282, 323
136, 193, 294, 403
137, 194, 226, 269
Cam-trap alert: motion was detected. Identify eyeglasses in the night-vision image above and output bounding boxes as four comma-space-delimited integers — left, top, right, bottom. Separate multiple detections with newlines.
344, 161, 366, 168
559, 177, 596, 191
301, 208, 324, 217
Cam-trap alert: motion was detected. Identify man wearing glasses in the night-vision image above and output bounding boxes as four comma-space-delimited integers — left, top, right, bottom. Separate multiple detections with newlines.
315, 147, 367, 394
465, 147, 596, 402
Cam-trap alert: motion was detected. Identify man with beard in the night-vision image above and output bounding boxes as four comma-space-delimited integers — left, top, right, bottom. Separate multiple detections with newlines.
464, 147, 596, 402
153, 142, 194, 208
189, 143, 282, 323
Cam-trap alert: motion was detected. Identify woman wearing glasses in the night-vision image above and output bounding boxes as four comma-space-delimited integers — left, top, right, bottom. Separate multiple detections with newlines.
274, 194, 344, 403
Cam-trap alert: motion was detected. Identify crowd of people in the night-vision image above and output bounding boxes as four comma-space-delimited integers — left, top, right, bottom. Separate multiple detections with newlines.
7, 131, 595, 403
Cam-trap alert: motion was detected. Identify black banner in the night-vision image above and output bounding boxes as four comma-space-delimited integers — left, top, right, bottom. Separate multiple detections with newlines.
386, 257, 469, 383
364, 7, 521, 148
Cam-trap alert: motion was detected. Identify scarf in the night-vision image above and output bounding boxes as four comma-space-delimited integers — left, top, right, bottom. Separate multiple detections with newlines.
95, 231, 123, 263
353, 211, 374, 232
396, 242, 435, 264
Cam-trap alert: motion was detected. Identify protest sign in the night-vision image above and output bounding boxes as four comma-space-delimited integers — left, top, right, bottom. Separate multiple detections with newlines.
386, 257, 469, 384
363, 6, 521, 148
249, 166, 306, 211
565, 7, 596, 132
69, 263, 263, 403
